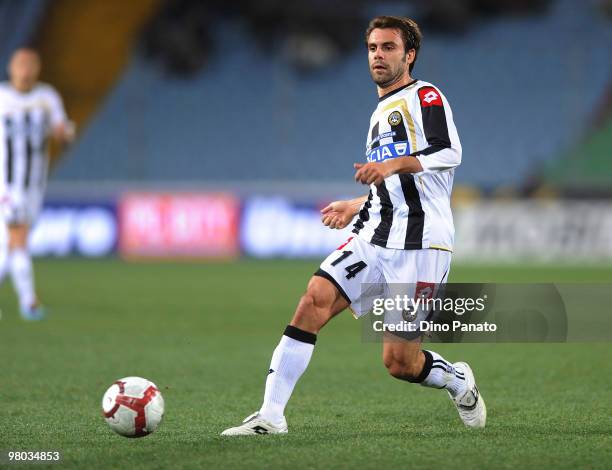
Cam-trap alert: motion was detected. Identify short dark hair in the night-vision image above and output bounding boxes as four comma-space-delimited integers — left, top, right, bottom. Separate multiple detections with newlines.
365, 16, 422, 72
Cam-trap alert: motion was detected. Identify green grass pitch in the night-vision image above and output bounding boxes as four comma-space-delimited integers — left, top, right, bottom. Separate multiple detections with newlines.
1, 259, 611, 468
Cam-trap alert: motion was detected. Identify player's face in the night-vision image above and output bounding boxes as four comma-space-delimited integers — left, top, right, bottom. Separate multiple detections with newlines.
367, 28, 412, 88
8, 50, 41, 92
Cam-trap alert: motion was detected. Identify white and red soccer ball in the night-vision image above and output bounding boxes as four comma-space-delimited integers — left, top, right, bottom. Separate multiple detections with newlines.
102, 377, 165, 437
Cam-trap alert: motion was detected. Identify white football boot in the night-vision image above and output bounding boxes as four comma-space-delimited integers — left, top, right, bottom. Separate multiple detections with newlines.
221, 412, 288, 436
450, 362, 486, 429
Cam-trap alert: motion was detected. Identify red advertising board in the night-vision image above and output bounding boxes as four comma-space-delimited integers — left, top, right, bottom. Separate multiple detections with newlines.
119, 193, 240, 259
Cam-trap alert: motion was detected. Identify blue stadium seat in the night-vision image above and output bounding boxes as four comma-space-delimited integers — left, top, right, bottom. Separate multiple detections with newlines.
55, 0, 610, 188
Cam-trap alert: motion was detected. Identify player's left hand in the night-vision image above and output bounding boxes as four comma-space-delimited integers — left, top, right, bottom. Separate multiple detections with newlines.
354, 162, 392, 185
321, 200, 354, 230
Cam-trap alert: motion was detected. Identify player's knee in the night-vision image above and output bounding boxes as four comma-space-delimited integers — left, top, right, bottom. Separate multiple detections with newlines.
292, 292, 321, 330
294, 292, 316, 319
291, 285, 335, 333
291, 274, 345, 333
8, 225, 28, 249
10, 238, 27, 250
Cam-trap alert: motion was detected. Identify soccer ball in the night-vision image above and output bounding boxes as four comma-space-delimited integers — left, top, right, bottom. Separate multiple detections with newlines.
102, 376, 165, 437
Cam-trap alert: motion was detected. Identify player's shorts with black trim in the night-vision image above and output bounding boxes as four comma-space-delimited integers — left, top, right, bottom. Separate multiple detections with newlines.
315, 236, 451, 325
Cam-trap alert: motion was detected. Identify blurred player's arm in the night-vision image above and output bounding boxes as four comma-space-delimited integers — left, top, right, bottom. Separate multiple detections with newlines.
51, 120, 76, 142
321, 195, 368, 229
47, 87, 76, 169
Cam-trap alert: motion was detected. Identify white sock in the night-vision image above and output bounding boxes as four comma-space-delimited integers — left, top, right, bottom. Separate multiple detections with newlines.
259, 325, 316, 423
9, 249, 36, 311
0, 242, 8, 285
420, 350, 467, 397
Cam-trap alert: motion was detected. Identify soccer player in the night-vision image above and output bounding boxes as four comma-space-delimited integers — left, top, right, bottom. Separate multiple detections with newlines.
0, 48, 73, 320
222, 16, 486, 435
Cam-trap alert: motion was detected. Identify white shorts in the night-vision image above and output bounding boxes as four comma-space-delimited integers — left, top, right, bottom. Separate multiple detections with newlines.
0, 189, 45, 225
316, 235, 451, 318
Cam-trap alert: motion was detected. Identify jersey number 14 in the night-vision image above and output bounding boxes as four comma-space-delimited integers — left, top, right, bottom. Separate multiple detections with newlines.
331, 250, 367, 279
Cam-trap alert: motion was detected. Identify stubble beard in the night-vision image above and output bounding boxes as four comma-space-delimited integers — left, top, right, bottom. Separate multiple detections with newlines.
372, 67, 403, 88
370, 56, 407, 89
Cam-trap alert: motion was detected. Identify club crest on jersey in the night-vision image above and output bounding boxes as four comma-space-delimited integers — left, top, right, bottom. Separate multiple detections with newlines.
366, 141, 410, 162
387, 111, 403, 126
402, 308, 417, 322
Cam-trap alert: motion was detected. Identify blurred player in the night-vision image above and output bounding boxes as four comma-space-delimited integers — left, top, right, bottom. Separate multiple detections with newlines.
0, 48, 74, 320
222, 16, 485, 435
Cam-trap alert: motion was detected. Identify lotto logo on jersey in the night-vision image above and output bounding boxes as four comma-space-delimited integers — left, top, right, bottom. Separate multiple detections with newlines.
366, 141, 410, 162
418, 87, 443, 107
415, 281, 435, 300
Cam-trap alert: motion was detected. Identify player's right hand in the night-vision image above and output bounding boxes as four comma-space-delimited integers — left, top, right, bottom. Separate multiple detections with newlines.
321, 201, 353, 230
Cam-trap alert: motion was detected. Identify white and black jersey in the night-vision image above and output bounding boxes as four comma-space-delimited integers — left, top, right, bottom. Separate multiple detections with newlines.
0, 82, 66, 198
352, 79, 461, 251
